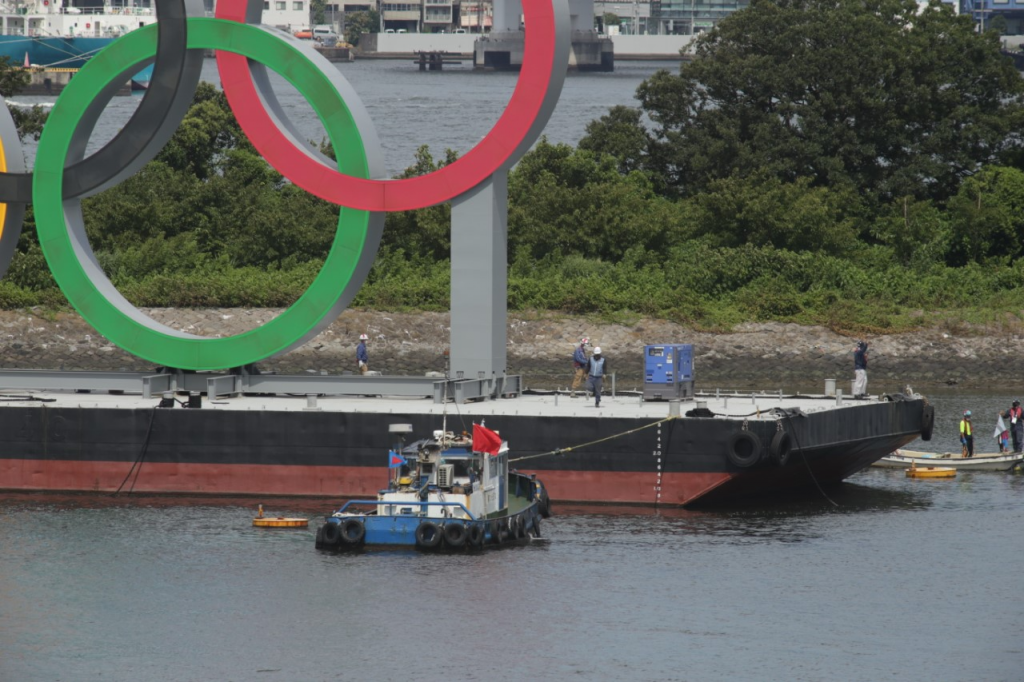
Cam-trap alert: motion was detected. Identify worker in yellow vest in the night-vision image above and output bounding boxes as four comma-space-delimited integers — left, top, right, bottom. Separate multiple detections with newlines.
960, 410, 974, 458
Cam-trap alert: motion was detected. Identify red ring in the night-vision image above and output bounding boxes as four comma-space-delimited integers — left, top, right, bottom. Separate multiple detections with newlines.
214, 0, 557, 212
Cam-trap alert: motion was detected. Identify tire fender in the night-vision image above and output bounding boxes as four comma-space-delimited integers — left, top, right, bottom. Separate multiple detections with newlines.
443, 522, 467, 548
769, 430, 793, 466
727, 430, 763, 468
415, 521, 442, 549
921, 404, 935, 441
321, 521, 341, 546
340, 518, 365, 545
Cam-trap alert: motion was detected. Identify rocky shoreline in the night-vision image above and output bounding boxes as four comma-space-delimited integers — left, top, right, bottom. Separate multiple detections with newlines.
0, 308, 1011, 392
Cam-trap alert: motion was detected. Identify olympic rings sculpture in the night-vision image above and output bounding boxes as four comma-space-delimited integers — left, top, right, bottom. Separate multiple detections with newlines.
0, 0, 569, 370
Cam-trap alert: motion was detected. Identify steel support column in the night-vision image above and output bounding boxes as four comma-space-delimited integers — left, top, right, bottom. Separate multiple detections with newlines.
450, 170, 508, 383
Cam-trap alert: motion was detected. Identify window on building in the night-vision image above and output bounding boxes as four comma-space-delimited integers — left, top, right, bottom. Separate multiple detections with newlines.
293, 1, 303, 9
275, 0, 285, 9
263, 1, 269, 8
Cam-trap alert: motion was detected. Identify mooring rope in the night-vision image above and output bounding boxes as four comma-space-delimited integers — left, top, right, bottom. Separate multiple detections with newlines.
509, 416, 679, 463
112, 406, 158, 497
783, 412, 839, 508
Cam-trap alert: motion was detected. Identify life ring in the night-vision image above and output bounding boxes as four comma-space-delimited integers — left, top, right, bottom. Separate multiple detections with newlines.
415, 521, 442, 549
727, 431, 762, 468
769, 431, 793, 466
340, 518, 365, 544
467, 523, 484, 547
443, 522, 467, 548
320, 521, 341, 546
921, 404, 935, 441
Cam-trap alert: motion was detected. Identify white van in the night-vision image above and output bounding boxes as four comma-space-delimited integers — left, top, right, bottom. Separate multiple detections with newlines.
312, 25, 338, 44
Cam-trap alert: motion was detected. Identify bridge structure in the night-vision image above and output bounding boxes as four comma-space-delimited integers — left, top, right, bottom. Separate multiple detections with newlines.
476, 0, 613, 70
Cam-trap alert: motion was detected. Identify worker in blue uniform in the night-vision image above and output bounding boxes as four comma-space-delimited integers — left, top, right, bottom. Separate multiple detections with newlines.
585, 347, 608, 408
356, 333, 369, 374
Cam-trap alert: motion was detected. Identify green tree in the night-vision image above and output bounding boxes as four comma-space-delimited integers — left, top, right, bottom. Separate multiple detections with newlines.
871, 196, 951, 267
344, 10, 379, 46
578, 105, 651, 177
311, 0, 327, 25
381, 146, 456, 261
508, 140, 680, 261
683, 172, 861, 256
946, 166, 1024, 265
629, 0, 1024, 207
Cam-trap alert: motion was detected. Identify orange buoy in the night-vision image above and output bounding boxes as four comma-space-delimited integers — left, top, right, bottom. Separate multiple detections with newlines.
906, 464, 956, 478
253, 517, 310, 528
253, 505, 309, 527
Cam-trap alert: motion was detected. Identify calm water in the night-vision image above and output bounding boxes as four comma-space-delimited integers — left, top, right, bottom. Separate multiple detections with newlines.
12, 58, 673, 178
1, 392, 1021, 682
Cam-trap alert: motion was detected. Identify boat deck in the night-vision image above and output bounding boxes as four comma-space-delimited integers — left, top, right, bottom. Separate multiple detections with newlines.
0, 388, 894, 422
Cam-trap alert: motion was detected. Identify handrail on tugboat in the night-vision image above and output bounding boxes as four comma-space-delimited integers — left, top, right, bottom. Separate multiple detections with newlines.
334, 499, 477, 520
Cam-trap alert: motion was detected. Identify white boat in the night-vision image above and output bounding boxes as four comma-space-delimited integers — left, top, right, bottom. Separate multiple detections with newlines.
874, 449, 1023, 471
0, 0, 309, 69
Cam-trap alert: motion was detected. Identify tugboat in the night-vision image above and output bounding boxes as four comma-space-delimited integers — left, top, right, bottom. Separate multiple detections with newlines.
315, 423, 550, 551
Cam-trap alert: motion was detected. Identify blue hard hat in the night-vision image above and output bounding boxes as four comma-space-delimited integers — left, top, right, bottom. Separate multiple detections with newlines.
964, 410, 971, 416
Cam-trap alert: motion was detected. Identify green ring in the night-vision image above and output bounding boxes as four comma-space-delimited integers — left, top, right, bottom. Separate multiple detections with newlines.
33, 19, 376, 370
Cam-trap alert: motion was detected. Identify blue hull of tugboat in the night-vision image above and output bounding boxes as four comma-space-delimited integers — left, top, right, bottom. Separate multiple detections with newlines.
315, 473, 548, 550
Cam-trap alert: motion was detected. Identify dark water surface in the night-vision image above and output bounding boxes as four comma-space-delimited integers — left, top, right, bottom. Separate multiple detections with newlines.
14, 58, 670, 178
2, 393, 1022, 681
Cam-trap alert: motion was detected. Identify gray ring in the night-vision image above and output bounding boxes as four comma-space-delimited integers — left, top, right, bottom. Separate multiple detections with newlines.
0, 0, 203, 203
0, 102, 26, 278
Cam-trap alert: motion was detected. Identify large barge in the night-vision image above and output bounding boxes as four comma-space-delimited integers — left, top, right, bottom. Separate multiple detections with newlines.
0, 383, 929, 506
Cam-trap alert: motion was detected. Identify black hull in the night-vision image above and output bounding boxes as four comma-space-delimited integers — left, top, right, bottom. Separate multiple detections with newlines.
0, 398, 925, 506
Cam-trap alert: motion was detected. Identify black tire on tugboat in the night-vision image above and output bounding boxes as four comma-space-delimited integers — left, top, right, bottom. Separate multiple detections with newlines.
340, 518, 366, 545
415, 521, 442, 549
321, 521, 341, 546
468, 523, 485, 547
539, 487, 552, 518
726, 431, 763, 468
443, 522, 467, 548
490, 519, 503, 544
769, 431, 793, 466
531, 517, 541, 538
514, 515, 525, 539
315, 525, 325, 548
921, 404, 935, 441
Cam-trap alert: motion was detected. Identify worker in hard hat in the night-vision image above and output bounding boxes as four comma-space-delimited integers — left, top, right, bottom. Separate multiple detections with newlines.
356, 333, 369, 375
960, 410, 974, 458
585, 347, 608, 408
571, 337, 589, 398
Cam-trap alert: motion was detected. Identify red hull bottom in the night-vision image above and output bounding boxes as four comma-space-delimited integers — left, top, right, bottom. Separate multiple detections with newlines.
1, 458, 735, 505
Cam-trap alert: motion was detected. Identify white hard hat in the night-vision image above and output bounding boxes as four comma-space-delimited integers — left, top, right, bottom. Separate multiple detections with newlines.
359, 334, 368, 340
593, 347, 602, 355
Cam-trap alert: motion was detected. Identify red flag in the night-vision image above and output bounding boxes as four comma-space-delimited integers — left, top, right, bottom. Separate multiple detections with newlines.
473, 423, 502, 456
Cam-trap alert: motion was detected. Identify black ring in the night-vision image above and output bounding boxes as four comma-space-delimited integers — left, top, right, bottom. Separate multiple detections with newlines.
0, 0, 203, 203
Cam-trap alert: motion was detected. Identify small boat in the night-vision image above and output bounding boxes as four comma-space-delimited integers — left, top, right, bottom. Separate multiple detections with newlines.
874, 449, 1023, 471
315, 423, 550, 551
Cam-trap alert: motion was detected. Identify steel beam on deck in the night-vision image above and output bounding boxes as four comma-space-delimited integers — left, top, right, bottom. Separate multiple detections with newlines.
0, 369, 522, 401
